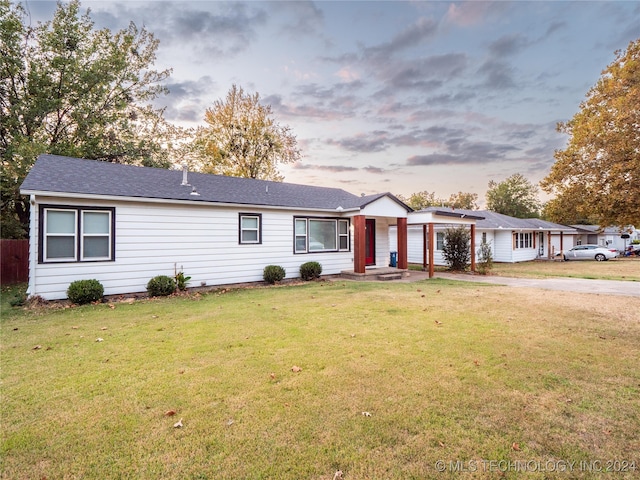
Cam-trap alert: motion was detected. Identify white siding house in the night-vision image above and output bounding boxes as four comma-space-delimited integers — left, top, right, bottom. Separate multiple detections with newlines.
21, 155, 411, 300
390, 208, 577, 265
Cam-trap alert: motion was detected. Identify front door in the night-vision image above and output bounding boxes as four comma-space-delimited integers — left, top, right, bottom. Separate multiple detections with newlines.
365, 219, 375, 265
538, 232, 544, 257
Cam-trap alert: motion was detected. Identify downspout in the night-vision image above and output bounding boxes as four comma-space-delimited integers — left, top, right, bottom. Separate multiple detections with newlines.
27, 195, 37, 297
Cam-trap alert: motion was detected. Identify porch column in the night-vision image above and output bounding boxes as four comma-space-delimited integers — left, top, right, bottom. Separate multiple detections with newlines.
548, 231, 552, 259
470, 224, 476, 272
422, 224, 427, 271
560, 231, 564, 259
397, 218, 408, 270
428, 223, 435, 278
353, 215, 366, 273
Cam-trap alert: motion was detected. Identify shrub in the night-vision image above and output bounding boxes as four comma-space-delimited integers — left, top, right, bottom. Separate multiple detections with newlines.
476, 241, 494, 275
175, 271, 191, 291
67, 279, 104, 305
147, 275, 176, 297
442, 226, 471, 271
263, 265, 286, 284
300, 261, 322, 281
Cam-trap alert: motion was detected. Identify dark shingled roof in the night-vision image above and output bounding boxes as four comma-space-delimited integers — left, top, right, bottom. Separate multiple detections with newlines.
21, 154, 410, 212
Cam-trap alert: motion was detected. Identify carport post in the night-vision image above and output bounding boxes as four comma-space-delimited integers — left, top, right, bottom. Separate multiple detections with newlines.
428, 223, 435, 278
470, 224, 476, 272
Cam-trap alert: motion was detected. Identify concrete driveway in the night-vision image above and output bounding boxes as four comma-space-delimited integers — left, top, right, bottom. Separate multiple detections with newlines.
430, 272, 640, 298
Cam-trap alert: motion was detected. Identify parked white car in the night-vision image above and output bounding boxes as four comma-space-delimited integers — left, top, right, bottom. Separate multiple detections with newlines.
559, 245, 618, 261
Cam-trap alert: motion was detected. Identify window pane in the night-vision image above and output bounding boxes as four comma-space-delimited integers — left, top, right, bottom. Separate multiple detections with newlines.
84, 237, 109, 258
309, 220, 336, 251
47, 236, 75, 259
295, 219, 307, 234
339, 236, 348, 250
47, 210, 76, 234
339, 221, 348, 234
242, 230, 258, 243
83, 212, 109, 234
242, 216, 258, 229
296, 236, 307, 251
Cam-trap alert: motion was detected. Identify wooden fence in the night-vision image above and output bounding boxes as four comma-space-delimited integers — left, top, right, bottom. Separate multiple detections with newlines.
1, 239, 29, 285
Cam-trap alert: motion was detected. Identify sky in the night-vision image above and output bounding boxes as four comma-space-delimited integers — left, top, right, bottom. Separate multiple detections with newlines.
22, 0, 640, 205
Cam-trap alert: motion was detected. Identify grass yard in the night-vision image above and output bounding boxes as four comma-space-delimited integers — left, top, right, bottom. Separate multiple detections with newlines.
1, 280, 639, 479
490, 257, 640, 282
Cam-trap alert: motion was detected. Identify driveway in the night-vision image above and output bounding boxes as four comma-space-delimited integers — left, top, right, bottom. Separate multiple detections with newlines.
430, 272, 640, 298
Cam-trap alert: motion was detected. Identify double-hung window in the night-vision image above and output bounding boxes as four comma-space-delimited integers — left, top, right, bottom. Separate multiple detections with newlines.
40, 206, 114, 263
436, 232, 445, 250
239, 214, 262, 244
294, 217, 350, 253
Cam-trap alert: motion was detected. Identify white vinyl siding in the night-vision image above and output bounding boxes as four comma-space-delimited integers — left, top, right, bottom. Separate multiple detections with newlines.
29, 198, 356, 300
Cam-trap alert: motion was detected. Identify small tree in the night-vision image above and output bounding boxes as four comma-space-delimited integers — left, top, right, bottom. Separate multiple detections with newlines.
442, 226, 471, 271
476, 241, 493, 275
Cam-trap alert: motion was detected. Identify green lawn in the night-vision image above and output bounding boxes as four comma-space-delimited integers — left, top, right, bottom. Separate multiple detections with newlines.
1, 280, 639, 479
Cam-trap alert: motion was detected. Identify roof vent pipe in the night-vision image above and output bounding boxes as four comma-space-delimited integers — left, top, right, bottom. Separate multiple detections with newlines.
181, 162, 190, 186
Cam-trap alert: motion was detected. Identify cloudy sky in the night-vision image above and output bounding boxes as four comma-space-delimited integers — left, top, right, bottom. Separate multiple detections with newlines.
24, 0, 640, 204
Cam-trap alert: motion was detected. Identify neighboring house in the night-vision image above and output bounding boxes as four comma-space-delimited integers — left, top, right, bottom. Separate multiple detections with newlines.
571, 225, 639, 252
390, 208, 577, 265
20, 155, 414, 300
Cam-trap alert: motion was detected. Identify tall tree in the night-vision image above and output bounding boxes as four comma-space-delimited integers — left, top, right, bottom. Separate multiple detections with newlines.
1, 0, 174, 238
396, 190, 442, 210
541, 39, 640, 227
486, 173, 541, 218
447, 191, 478, 210
193, 84, 300, 181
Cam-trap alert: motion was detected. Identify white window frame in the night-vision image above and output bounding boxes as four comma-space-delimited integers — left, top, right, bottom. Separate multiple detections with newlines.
81, 210, 112, 261
44, 208, 78, 262
239, 213, 262, 245
294, 217, 350, 254
436, 232, 445, 250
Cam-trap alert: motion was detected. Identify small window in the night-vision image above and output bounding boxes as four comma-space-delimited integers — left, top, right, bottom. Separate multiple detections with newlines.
45, 209, 77, 260
239, 214, 261, 244
82, 211, 112, 260
338, 219, 349, 251
436, 232, 445, 250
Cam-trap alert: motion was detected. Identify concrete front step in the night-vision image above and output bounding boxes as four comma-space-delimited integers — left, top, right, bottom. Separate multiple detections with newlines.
377, 273, 403, 281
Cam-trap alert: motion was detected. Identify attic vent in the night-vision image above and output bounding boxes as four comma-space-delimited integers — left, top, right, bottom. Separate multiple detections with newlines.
190, 186, 200, 196
181, 162, 190, 186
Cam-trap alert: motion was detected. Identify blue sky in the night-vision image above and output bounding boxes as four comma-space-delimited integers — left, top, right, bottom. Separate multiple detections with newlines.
24, 1, 640, 205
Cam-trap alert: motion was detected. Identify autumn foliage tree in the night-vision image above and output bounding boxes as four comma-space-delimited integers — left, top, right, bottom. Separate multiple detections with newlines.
0, 0, 175, 237
194, 84, 300, 181
541, 39, 640, 227
397, 190, 478, 211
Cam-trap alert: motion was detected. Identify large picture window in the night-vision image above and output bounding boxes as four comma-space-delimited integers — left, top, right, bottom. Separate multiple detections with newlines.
294, 217, 350, 253
239, 213, 262, 244
514, 232, 533, 249
40, 206, 114, 263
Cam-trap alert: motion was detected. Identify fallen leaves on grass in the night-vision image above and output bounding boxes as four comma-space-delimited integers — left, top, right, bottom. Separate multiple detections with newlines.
96, 338, 104, 342
291, 366, 302, 373
32, 345, 42, 350
164, 410, 176, 416
361, 411, 372, 417
512, 442, 520, 451
333, 471, 344, 480
173, 419, 183, 428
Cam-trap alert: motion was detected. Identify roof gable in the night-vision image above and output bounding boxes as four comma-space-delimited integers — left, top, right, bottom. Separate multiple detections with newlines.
21, 154, 376, 211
